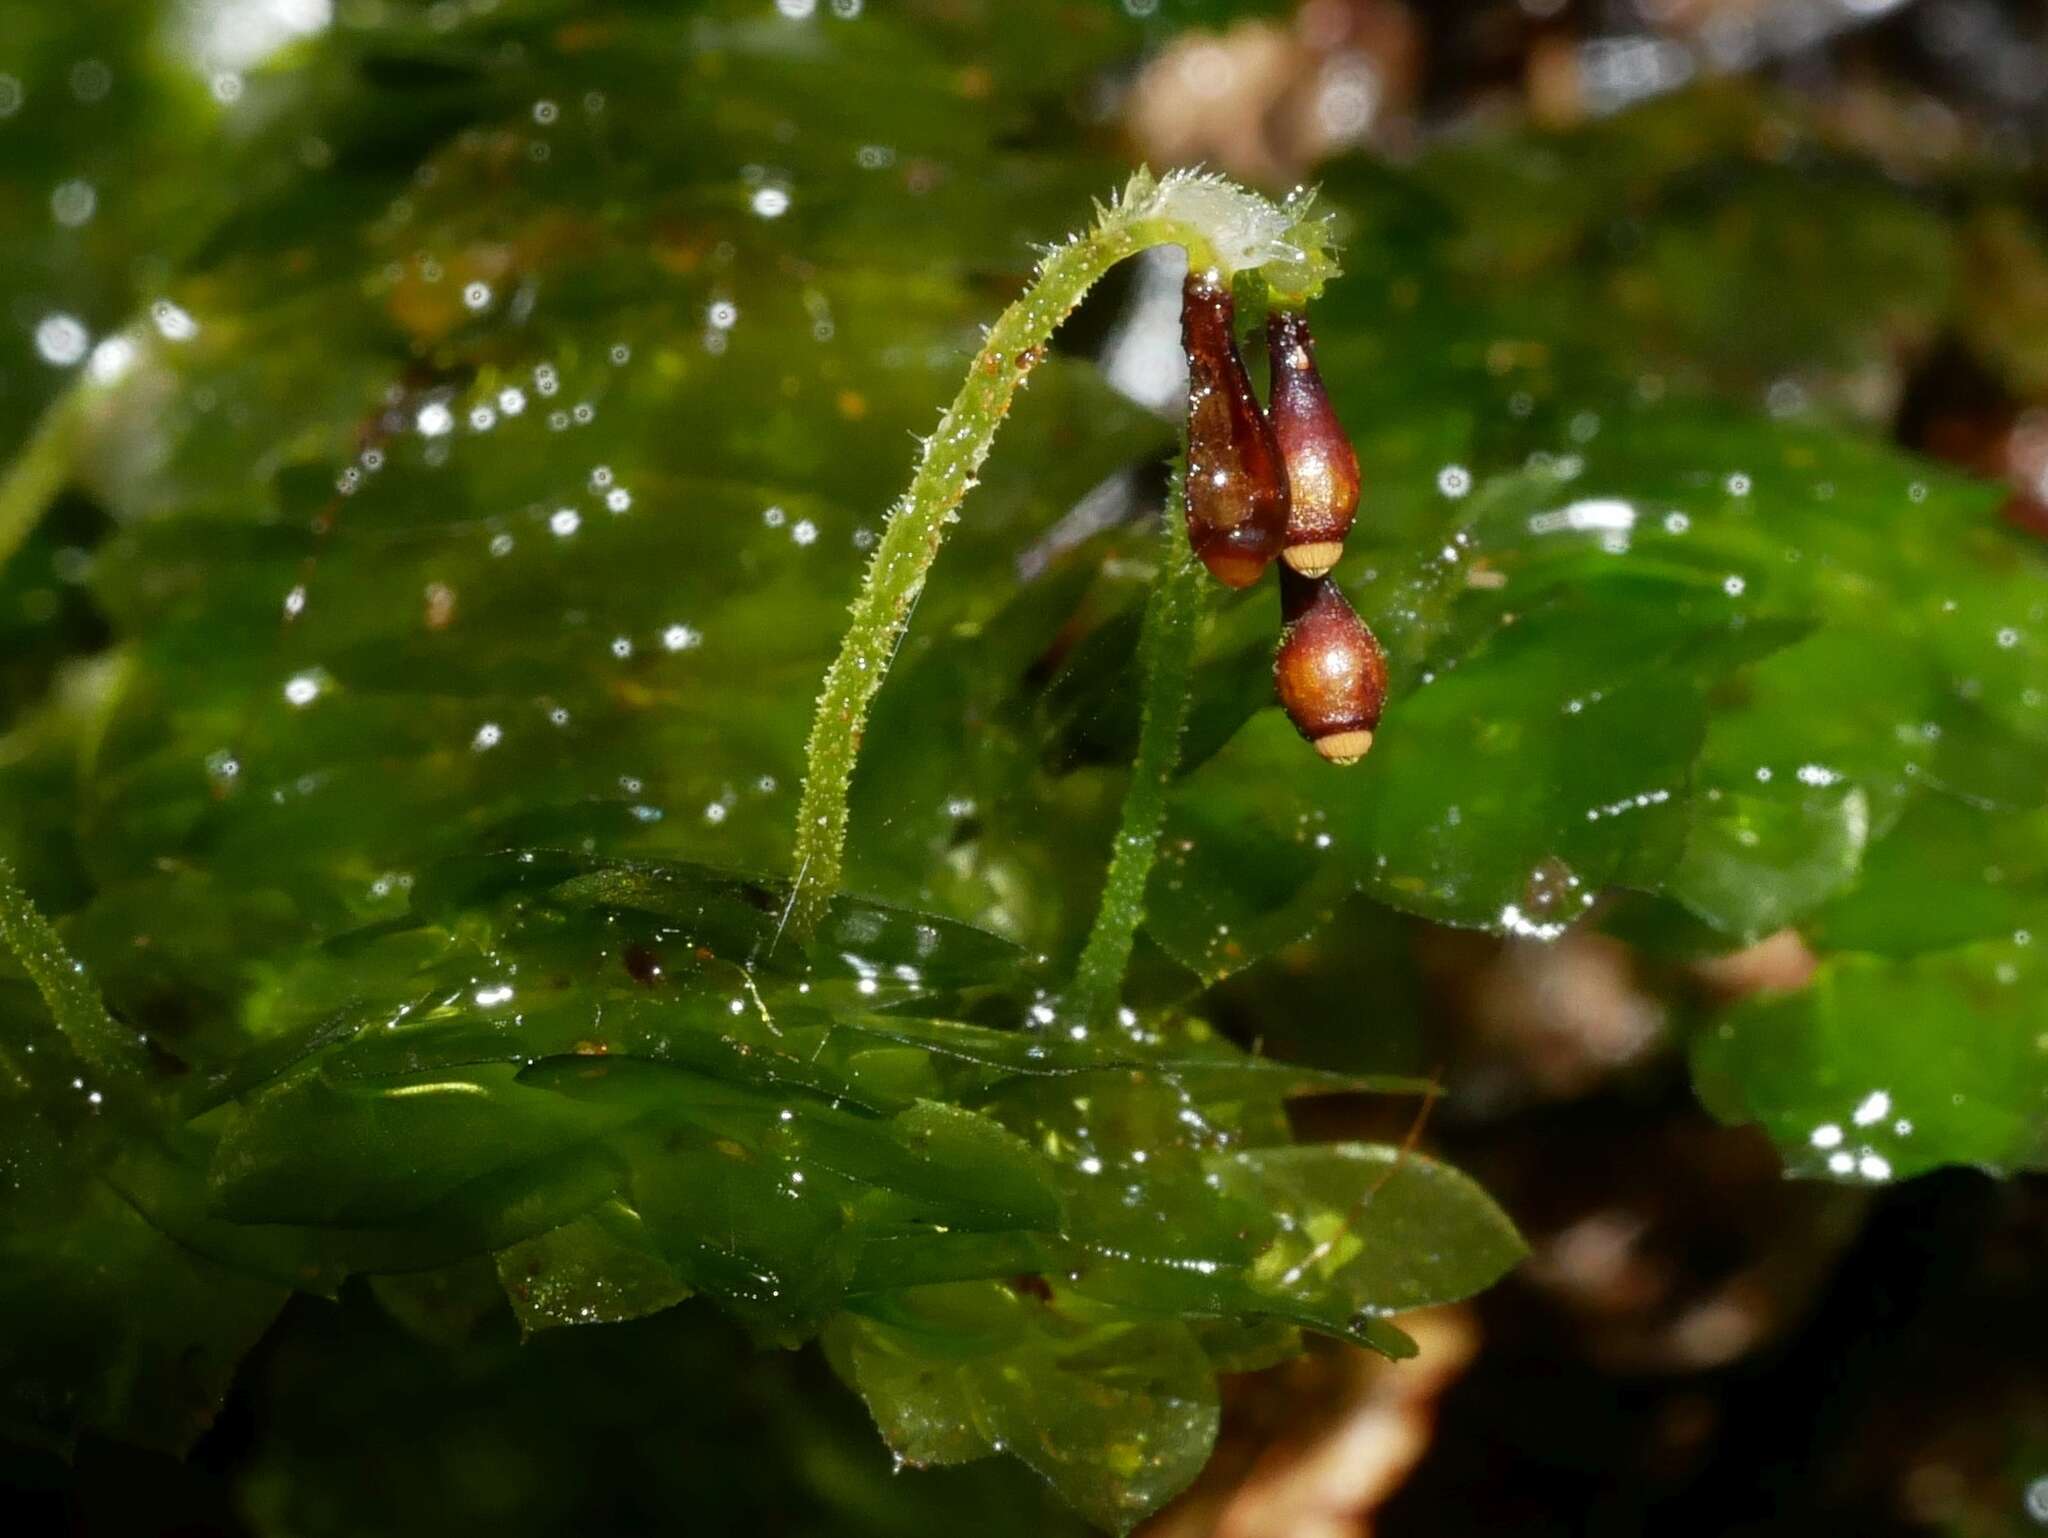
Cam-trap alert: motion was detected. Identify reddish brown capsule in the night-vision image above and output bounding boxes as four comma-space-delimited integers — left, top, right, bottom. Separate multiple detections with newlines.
1267, 309, 1360, 578
1274, 567, 1386, 765
1181, 273, 1289, 588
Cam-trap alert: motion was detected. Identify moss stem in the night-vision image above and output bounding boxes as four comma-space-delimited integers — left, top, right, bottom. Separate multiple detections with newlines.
1069, 447, 1205, 1025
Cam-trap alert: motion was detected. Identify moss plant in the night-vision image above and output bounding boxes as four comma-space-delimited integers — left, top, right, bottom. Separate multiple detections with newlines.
789, 170, 1337, 946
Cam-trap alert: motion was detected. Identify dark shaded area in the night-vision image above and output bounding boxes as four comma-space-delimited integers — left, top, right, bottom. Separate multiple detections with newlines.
5, 1283, 1080, 1538
1388, 1131, 2047, 1537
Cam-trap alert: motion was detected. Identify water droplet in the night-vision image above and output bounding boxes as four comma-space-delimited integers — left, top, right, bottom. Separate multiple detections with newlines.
69, 59, 112, 104
86, 335, 135, 384
50, 179, 96, 227
2025, 1474, 2048, 1523
1528, 498, 1636, 535
34, 313, 89, 367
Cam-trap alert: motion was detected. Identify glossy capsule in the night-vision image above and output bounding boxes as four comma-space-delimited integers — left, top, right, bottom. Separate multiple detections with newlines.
1181, 273, 1289, 588
1267, 309, 1360, 578
1274, 567, 1387, 764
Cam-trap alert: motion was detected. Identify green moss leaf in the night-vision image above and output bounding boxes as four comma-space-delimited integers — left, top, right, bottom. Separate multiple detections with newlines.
1692, 941, 2048, 1180
495, 1201, 692, 1337
1210, 1143, 1528, 1318
0, 1107, 285, 1455
829, 1286, 1220, 1534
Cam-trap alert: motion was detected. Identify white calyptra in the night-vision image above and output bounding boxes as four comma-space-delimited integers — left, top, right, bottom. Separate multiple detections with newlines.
1103, 167, 1331, 293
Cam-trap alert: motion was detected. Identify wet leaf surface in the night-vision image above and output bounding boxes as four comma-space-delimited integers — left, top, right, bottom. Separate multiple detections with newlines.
1693, 941, 2048, 1182
2, 0, 2045, 1528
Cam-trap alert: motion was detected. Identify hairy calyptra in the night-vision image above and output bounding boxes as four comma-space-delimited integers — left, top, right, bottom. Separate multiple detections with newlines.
1181, 273, 1289, 588
1267, 309, 1359, 577
1274, 567, 1387, 764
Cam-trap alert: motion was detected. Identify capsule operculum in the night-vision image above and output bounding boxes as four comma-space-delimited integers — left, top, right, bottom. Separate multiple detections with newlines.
1182, 274, 1289, 588
1282, 541, 1346, 579
1267, 309, 1359, 578
1274, 567, 1386, 764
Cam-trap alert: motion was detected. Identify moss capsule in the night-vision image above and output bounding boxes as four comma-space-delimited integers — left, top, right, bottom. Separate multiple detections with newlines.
1274, 567, 1386, 764
1181, 273, 1289, 588
1267, 309, 1359, 578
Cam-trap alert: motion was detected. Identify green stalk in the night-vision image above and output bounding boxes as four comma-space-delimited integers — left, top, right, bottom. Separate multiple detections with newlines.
0, 854, 148, 1086
787, 170, 1336, 941
1069, 447, 1205, 1026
